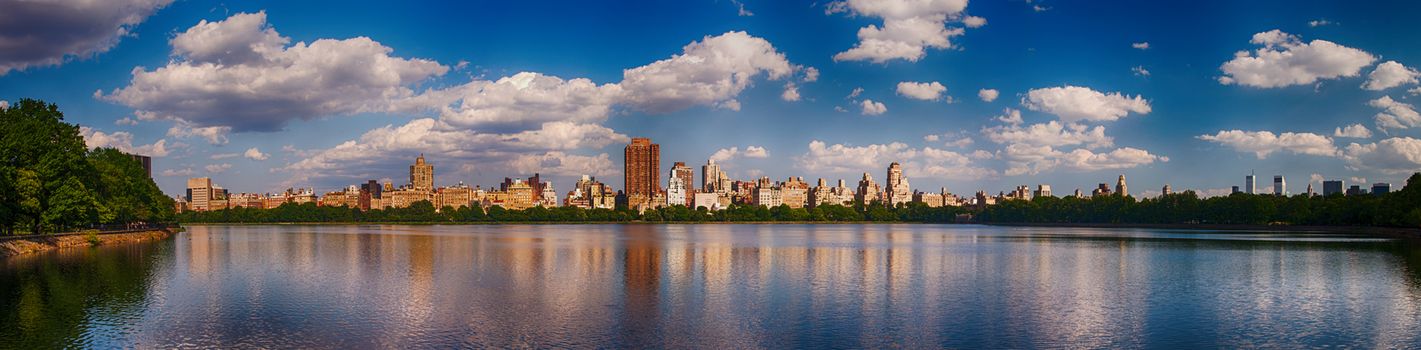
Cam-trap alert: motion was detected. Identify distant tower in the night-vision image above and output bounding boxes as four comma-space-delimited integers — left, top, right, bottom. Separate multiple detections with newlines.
855, 172, 881, 206
1034, 184, 1052, 198
1162, 184, 1172, 196
1273, 175, 1286, 196
1306, 183, 1315, 197
885, 162, 912, 207
1074, 188, 1083, 198
701, 159, 721, 193
1245, 171, 1256, 194
1116, 174, 1129, 197
410, 154, 434, 192
624, 137, 661, 202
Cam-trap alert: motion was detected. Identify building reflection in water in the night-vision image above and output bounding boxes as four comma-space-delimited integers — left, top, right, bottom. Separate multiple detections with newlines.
4, 224, 1421, 348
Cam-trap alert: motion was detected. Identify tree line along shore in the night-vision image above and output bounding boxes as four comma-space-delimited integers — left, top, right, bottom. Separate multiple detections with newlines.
1, 99, 175, 236
178, 174, 1421, 229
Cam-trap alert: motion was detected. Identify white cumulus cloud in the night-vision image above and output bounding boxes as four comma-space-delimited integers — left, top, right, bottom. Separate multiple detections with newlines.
79, 126, 170, 157
1341, 137, 1421, 174
896, 81, 947, 101
1218, 29, 1375, 88
1334, 124, 1373, 138
860, 99, 888, 115
101, 11, 449, 132
244, 147, 269, 161
709, 145, 770, 163
829, 0, 975, 63
1196, 130, 1338, 159
1022, 85, 1150, 123
978, 88, 998, 102
619, 31, 797, 113
782, 83, 801, 102
1371, 96, 1421, 131
205, 163, 232, 174
1363, 61, 1420, 91
983, 121, 1112, 149
1000, 144, 1166, 176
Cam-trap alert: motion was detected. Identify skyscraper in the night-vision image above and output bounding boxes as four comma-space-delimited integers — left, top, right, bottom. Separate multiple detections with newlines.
624, 138, 661, 205
128, 153, 152, 179
1323, 180, 1344, 196
1373, 183, 1392, 195
529, 173, 546, 203
667, 176, 689, 207
1116, 174, 1128, 197
701, 159, 721, 193
1162, 184, 1172, 196
1245, 172, 1256, 194
885, 162, 912, 207
670, 162, 694, 206
1273, 175, 1286, 196
187, 177, 213, 211
410, 154, 434, 192
855, 172, 881, 206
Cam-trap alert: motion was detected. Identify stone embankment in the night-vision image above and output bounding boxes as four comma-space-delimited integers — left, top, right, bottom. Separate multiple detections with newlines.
0, 229, 175, 258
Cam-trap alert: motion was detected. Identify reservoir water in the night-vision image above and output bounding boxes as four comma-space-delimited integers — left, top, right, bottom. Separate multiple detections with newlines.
2, 224, 1420, 348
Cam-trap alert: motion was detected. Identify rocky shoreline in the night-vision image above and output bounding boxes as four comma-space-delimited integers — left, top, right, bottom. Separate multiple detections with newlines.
0, 229, 176, 258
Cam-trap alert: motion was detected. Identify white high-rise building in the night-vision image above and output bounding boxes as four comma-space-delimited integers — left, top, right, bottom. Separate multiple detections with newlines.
1274, 175, 1286, 196
1245, 173, 1256, 194
667, 176, 689, 207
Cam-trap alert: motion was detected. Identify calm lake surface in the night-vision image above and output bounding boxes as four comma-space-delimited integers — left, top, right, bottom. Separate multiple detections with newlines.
3, 224, 1421, 348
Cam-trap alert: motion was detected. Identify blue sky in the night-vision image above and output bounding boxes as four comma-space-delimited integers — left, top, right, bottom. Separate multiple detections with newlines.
3, 0, 1420, 198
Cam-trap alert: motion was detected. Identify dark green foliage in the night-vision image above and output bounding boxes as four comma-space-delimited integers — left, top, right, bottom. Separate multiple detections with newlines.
0, 99, 174, 234
978, 180, 1421, 228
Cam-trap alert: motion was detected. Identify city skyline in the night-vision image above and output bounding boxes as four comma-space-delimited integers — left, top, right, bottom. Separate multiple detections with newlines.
177, 136, 1398, 215
3, 1, 1421, 199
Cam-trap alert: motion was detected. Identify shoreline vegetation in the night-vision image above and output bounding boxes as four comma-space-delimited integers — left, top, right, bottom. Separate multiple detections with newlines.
0, 228, 175, 258
1, 99, 176, 236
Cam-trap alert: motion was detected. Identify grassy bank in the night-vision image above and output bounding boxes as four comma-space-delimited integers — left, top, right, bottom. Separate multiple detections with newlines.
0, 228, 175, 258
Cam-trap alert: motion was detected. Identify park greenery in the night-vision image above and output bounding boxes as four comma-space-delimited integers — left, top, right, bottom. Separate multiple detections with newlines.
0, 99, 175, 235
181, 174, 1421, 228
977, 173, 1421, 227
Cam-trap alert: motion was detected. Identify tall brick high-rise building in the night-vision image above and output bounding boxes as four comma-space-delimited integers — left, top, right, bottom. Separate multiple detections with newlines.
410, 154, 434, 192
624, 138, 661, 206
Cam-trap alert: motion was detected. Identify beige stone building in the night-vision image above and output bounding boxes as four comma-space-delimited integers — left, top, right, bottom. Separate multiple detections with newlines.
780, 176, 809, 209
565, 175, 616, 209
386, 188, 432, 208
884, 162, 912, 207
410, 154, 434, 192
809, 178, 854, 207
504, 180, 535, 210
186, 177, 213, 211
855, 172, 882, 206
435, 184, 474, 209
751, 177, 782, 208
